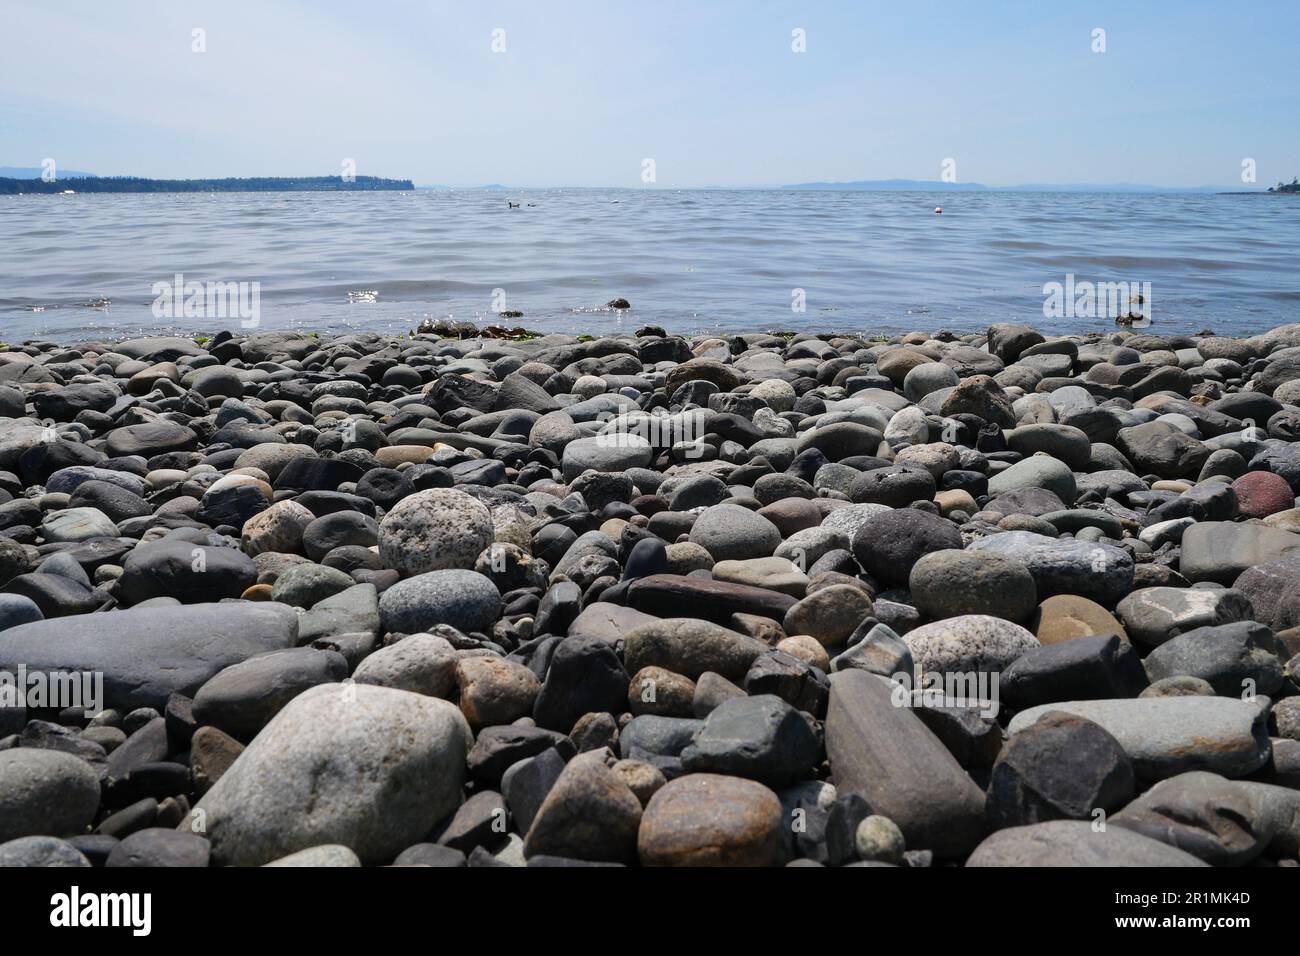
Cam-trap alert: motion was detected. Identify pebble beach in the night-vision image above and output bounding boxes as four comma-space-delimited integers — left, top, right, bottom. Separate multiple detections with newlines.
1, 319, 1299, 868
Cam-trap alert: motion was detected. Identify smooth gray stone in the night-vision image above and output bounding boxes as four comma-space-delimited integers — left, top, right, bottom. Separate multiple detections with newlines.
1008, 696, 1273, 781
185, 683, 471, 866
565, 601, 658, 643
987, 454, 1076, 506
831, 622, 912, 678
0, 602, 299, 711
1232, 554, 1300, 631
966, 820, 1208, 867
1115, 585, 1255, 648
1111, 771, 1300, 866
825, 670, 986, 858
0, 593, 43, 633
1002, 633, 1149, 708
501, 747, 568, 834
1143, 621, 1285, 697
378, 569, 501, 635
0, 835, 93, 867
617, 715, 704, 778
623, 618, 768, 682
680, 694, 820, 787
192, 647, 349, 742
688, 503, 782, 561
296, 583, 380, 643
0, 749, 101, 843
967, 531, 1134, 605
1180, 521, 1300, 585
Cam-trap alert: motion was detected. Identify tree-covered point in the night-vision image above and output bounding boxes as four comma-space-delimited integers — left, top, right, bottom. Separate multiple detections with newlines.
0, 175, 414, 194
1267, 178, 1300, 193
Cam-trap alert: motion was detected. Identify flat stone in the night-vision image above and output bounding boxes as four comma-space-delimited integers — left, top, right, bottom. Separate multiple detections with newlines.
967, 820, 1208, 866
1180, 521, 1300, 585
0, 602, 299, 711
1115, 586, 1255, 648
41, 507, 119, 543
825, 670, 986, 857
1007, 696, 1272, 782
566, 602, 659, 643
627, 574, 796, 625
710, 557, 809, 597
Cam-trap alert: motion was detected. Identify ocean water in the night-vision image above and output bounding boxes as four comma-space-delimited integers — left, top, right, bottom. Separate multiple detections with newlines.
1, 188, 1297, 343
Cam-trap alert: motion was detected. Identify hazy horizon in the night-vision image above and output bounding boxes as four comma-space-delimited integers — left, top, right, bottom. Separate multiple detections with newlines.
3, 0, 1299, 189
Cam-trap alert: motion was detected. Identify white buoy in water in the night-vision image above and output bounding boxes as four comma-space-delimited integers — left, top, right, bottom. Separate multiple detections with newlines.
934, 206, 942, 214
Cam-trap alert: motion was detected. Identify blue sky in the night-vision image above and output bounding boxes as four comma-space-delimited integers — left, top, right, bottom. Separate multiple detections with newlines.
3, 0, 1297, 187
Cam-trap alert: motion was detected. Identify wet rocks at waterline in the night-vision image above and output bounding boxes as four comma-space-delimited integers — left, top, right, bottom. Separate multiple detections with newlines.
0, 322, 1299, 867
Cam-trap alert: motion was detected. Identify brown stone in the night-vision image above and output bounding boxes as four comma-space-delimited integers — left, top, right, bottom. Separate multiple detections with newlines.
776, 635, 831, 671
728, 612, 786, 645
627, 574, 796, 625
612, 759, 667, 806
627, 666, 697, 718
638, 773, 785, 866
455, 656, 540, 731
191, 725, 244, 796
1032, 594, 1128, 645
523, 749, 642, 863
782, 584, 874, 647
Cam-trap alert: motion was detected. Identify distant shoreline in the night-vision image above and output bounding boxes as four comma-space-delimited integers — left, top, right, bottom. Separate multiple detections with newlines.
0, 175, 414, 195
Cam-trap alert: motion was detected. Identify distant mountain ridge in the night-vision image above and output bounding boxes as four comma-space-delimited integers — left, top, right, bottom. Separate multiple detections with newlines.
0, 166, 96, 179
0, 175, 414, 194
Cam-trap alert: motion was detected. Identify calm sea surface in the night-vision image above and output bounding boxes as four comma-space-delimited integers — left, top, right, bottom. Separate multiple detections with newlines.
1, 188, 1296, 342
